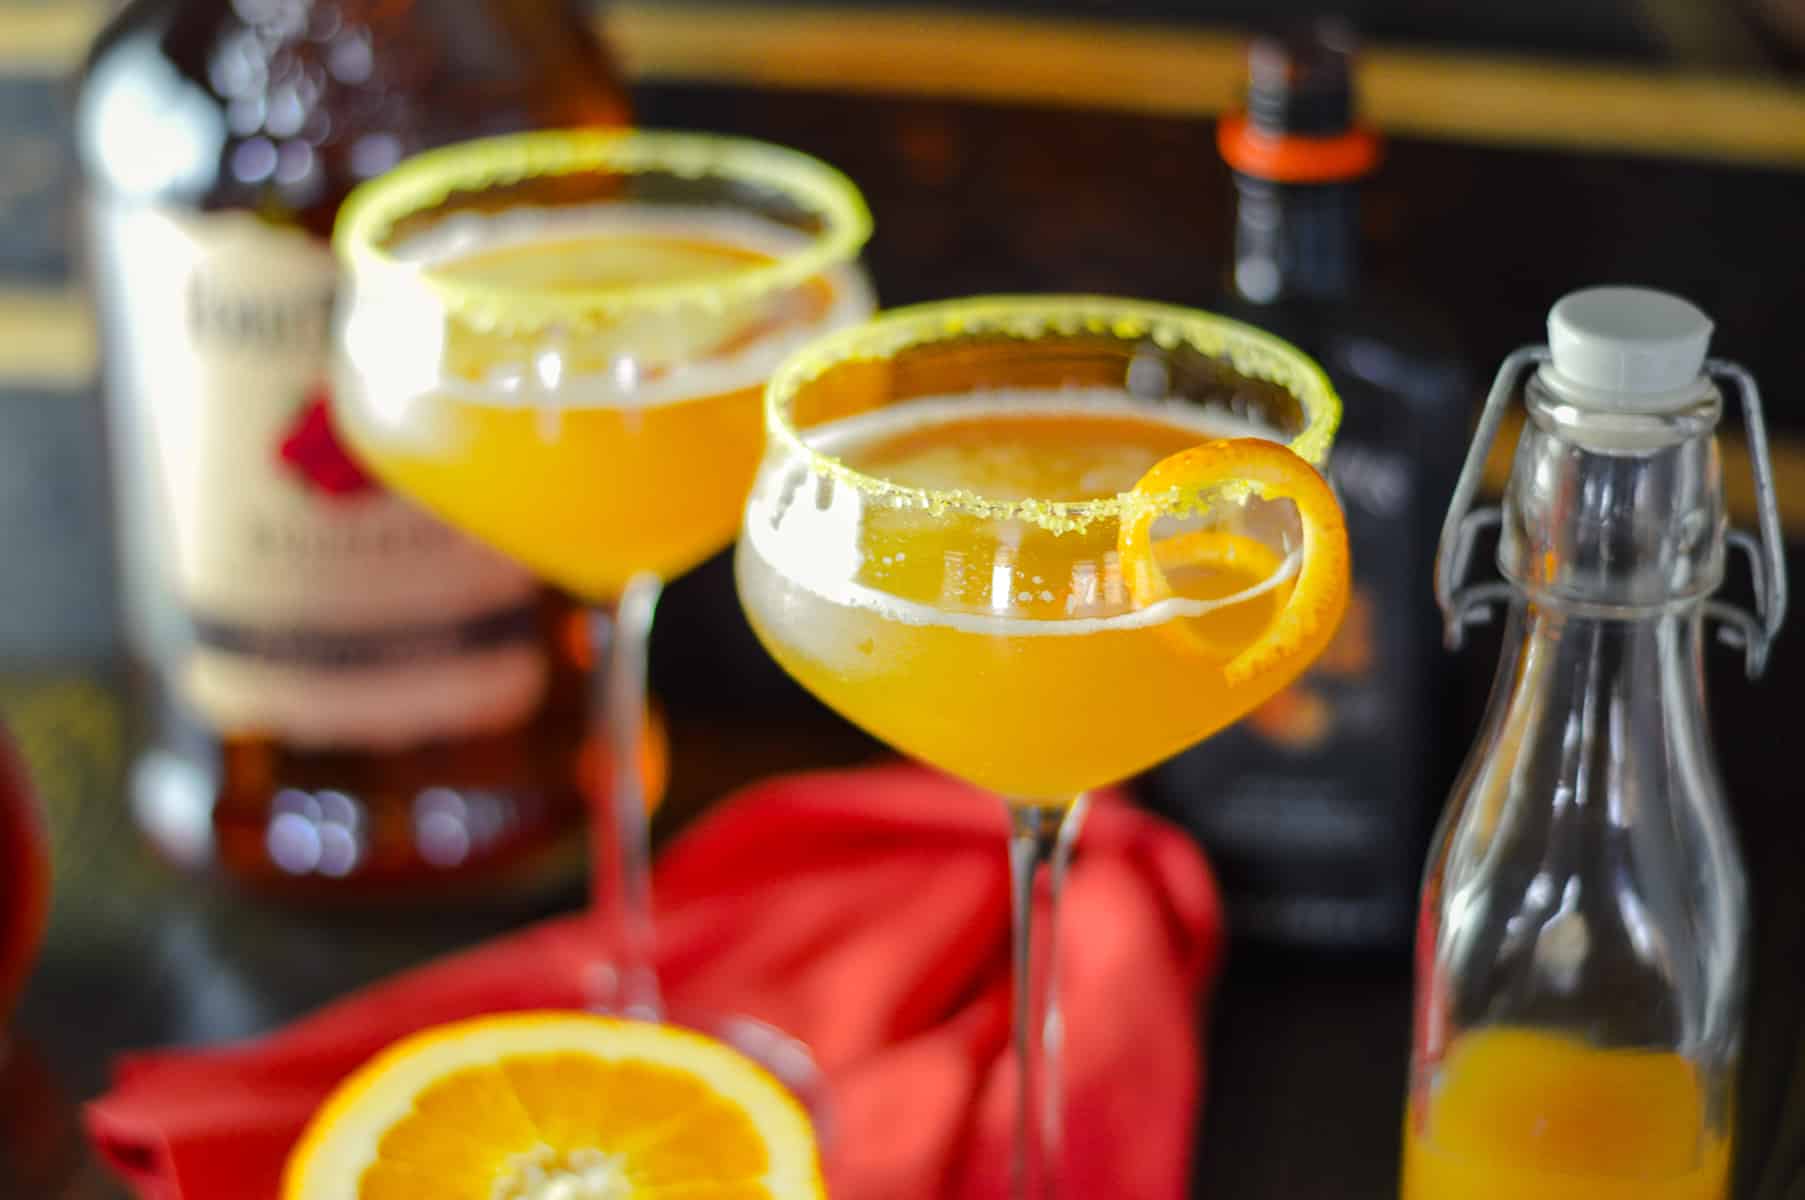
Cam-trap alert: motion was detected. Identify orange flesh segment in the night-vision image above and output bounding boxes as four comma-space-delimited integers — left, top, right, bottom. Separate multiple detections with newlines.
361, 1054, 770, 1196
282, 1014, 818, 1200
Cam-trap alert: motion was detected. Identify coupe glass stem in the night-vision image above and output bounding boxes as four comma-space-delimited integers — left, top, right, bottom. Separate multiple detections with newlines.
1006, 793, 1088, 1200
583, 573, 664, 1022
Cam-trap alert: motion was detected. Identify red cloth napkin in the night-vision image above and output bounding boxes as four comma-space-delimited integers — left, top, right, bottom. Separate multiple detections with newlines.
85, 764, 1223, 1199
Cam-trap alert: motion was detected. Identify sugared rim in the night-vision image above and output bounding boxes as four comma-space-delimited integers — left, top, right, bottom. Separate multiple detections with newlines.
763, 295, 1343, 532
332, 128, 873, 334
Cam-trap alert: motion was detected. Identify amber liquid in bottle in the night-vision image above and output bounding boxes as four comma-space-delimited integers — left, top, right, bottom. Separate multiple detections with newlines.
75, 0, 632, 902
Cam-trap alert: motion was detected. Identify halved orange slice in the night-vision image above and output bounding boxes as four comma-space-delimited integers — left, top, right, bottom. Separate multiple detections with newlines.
1119, 437, 1350, 687
283, 1013, 823, 1200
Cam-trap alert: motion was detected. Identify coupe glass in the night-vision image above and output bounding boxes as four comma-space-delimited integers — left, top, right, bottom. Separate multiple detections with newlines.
736, 296, 1348, 1196
330, 129, 873, 1050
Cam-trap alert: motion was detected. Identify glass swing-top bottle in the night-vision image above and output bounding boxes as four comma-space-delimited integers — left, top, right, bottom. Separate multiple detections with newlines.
1404, 287, 1788, 1200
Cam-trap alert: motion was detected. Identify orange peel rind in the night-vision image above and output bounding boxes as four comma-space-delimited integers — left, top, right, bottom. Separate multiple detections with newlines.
1120, 437, 1350, 687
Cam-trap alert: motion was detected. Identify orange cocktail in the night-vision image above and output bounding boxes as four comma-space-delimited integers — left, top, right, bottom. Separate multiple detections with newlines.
1403, 1028, 1731, 1200
739, 392, 1320, 799
736, 297, 1347, 1199
333, 131, 871, 1061
337, 206, 871, 598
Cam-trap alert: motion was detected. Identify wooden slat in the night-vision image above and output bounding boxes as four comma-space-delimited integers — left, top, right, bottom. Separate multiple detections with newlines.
0, 288, 95, 387
610, 6, 1251, 117
1359, 48, 1805, 167
607, 4, 1805, 167
6, 2, 1805, 167
0, 4, 99, 71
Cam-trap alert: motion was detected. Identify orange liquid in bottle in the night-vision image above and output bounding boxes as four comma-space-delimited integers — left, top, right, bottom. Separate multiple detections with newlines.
1403, 1028, 1730, 1200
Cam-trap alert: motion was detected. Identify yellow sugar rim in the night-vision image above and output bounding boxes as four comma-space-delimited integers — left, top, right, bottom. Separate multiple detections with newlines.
764, 295, 1342, 534
333, 128, 873, 334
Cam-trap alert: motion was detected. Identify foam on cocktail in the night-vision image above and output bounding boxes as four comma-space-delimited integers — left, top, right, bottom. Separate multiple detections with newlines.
359, 205, 872, 411
742, 388, 1297, 640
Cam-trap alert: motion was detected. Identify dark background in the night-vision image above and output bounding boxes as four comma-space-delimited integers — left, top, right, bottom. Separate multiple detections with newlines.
6, 0, 1805, 663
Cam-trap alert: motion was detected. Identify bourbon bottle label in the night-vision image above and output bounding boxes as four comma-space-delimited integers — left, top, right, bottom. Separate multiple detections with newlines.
91, 200, 547, 748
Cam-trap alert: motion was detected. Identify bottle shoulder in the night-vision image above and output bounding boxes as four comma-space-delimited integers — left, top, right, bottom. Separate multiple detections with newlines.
75, 0, 232, 206
76, 0, 629, 221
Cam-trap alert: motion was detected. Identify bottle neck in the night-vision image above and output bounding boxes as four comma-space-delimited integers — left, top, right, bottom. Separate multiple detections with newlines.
1501, 375, 1726, 613
1231, 174, 1360, 305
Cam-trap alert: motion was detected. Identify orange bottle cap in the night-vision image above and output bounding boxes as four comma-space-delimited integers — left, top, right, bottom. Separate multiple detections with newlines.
1217, 113, 1382, 185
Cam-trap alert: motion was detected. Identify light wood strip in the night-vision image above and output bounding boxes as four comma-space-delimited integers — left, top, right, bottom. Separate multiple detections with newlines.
606, 4, 1805, 167
0, 288, 96, 387
609, 5, 1251, 116
1359, 46, 1805, 166
0, 4, 103, 71
5, 2, 1805, 167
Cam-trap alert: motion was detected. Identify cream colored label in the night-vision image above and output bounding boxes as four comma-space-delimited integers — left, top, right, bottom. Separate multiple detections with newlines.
91, 201, 546, 748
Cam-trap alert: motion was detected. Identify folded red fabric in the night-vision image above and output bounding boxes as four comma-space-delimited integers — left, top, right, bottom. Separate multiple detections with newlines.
85, 763, 1223, 1199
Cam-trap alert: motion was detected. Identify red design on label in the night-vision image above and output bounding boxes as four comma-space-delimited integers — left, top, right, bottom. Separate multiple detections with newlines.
278, 384, 378, 498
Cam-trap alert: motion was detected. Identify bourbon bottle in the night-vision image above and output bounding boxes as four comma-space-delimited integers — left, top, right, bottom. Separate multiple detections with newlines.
74, 0, 631, 901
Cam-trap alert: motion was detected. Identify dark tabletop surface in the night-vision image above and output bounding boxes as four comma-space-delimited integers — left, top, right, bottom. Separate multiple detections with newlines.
4, 75, 1805, 1200
4, 655, 1802, 1200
